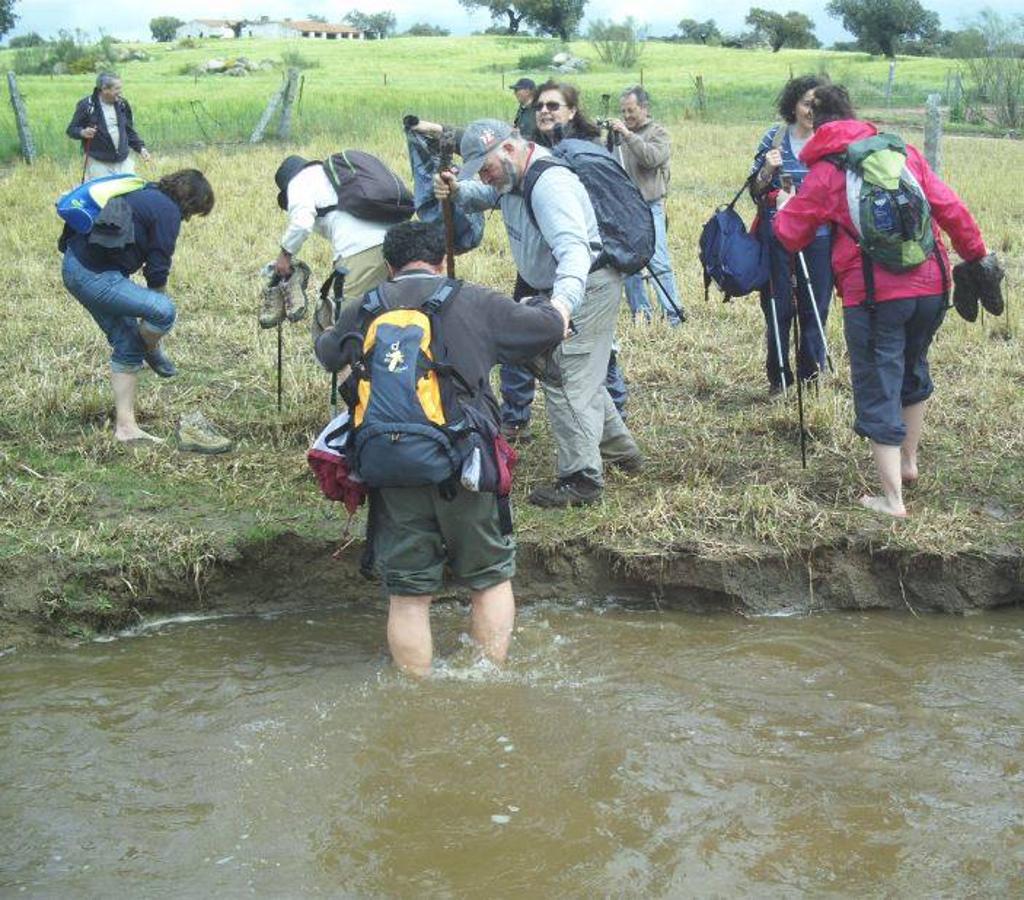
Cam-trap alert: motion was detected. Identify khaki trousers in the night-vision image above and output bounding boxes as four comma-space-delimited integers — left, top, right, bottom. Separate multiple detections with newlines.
542, 267, 639, 485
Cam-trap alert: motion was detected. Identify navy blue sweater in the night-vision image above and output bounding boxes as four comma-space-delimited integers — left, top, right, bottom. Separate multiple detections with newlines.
68, 188, 181, 289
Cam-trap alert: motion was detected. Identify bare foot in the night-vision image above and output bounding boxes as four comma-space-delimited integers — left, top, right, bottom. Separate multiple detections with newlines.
859, 494, 907, 519
901, 455, 918, 485
115, 427, 163, 445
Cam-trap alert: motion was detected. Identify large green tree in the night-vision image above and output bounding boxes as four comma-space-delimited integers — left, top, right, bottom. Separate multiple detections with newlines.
746, 8, 820, 52
459, 0, 587, 41
677, 18, 721, 44
826, 0, 940, 58
1, 0, 19, 41
149, 16, 184, 42
343, 10, 398, 37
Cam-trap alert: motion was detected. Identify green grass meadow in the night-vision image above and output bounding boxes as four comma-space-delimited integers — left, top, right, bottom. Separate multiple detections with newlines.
0, 36, 1021, 636
0, 35, 976, 163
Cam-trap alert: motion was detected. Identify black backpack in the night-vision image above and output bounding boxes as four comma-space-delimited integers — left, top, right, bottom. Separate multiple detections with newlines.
521, 139, 655, 276
320, 150, 415, 224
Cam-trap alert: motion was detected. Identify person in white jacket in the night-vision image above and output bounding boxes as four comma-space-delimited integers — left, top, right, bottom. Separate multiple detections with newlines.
273, 155, 390, 331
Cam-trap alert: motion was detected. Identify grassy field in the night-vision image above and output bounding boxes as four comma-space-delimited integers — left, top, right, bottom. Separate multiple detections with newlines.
0, 35, 978, 163
0, 37, 1021, 638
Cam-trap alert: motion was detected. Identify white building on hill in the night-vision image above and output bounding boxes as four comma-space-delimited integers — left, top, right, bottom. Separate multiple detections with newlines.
242, 19, 367, 40
175, 19, 240, 39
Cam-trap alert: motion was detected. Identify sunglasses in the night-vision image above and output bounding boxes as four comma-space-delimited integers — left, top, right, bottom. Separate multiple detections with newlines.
533, 101, 565, 112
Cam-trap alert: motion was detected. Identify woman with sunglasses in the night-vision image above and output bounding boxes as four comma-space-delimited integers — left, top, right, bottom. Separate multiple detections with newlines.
533, 81, 602, 147
522, 80, 630, 418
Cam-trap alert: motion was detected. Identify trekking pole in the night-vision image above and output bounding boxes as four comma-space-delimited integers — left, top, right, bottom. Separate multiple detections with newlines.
80, 137, 92, 184
439, 130, 457, 278
276, 322, 283, 412
328, 266, 349, 418
768, 294, 788, 399
646, 267, 686, 323
796, 249, 834, 375
790, 266, 808, 469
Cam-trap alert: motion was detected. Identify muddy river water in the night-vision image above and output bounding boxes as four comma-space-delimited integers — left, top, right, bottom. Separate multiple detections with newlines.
2, 602, 1022, 896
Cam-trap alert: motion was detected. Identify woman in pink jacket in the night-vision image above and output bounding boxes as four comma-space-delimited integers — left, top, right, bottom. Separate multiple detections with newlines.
773, 85, 993, 518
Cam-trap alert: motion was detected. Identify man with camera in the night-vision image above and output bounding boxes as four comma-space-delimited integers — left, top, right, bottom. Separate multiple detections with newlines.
606, 86, 684, 325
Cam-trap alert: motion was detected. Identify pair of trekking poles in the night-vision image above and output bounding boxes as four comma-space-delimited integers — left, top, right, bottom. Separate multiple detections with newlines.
760, 176, 835, 468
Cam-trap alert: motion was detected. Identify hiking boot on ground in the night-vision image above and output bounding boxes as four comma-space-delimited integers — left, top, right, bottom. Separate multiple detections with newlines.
284, 261, 311, 323
527, 473, 602, 509
144, 345, 177, 378
500, 421, 533, 445
607, 453, 645, 474
259, 281, 287, 329
177, 412, 233, 455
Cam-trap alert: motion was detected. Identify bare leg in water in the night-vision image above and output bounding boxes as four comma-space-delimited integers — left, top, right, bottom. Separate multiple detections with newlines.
387, 580, 516, 677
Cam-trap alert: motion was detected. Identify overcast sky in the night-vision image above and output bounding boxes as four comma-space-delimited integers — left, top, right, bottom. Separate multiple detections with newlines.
6, 0, 1015, 46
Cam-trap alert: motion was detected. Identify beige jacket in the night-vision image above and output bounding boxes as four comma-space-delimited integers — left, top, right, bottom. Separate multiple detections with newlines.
615, 119, 671, 203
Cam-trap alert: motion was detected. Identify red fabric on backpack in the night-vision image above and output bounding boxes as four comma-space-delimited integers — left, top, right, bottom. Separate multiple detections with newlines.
307, 448, 367, 515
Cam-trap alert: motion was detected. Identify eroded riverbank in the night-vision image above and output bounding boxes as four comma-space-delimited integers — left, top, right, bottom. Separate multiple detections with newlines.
3, 528, 1021, 651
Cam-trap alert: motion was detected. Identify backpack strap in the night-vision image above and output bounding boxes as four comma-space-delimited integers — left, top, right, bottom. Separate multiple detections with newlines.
520, 157, 563, 229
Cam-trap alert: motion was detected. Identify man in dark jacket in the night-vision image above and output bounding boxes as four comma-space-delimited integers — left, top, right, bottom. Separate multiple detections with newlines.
510, 77, 537, 141
67, 72, 151, 179
315, 221, 566, 676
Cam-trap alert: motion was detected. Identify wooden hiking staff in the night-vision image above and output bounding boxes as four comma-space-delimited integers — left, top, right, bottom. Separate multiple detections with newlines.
439, 131, 457, 278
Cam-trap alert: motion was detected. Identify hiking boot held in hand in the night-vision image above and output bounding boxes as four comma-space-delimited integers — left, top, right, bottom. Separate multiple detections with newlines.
177, 412, 233, 455
527, 473, 602, 508
975, 253, 1005, 316
284, 261, 311, 323
144, 345, 177, 378
259, 281, 287, 329
952, 260, 979, 323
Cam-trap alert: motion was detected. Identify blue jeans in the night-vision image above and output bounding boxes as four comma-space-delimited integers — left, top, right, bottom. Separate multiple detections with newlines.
761, 229, 833, 386
623, 200, 682, 325
405, 129, 484, 255
62, 250, 175, 373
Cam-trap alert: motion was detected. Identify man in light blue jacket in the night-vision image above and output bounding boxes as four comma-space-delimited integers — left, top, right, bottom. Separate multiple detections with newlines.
435, 120, 642, 508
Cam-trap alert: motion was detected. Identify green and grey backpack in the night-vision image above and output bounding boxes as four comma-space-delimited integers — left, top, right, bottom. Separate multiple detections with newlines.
831, 134, 941, 304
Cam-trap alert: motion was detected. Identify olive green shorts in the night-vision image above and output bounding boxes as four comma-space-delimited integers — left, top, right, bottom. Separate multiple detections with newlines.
372, 485, 516, 597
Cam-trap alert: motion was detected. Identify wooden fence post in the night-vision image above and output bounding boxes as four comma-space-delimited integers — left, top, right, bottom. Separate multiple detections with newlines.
924, 93, 942, 174
277, 68, 301, 141
885, 61, 896, 105
7, 72, 36, 164
250, 82, 286, 143
694, 75, 707, 115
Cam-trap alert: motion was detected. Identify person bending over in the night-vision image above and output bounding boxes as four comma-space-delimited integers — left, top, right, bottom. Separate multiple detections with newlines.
60, 169, 214, 443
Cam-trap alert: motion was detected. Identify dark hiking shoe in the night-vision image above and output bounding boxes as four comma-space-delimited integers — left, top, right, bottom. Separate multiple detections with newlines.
607, 453, 645, 474
500, 421, 533, 445
177, 412, 233, 455
952, 260, 979, 323
144, 345, 177, 378
527, 474, 602, 509
976, 253, 1005, 316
